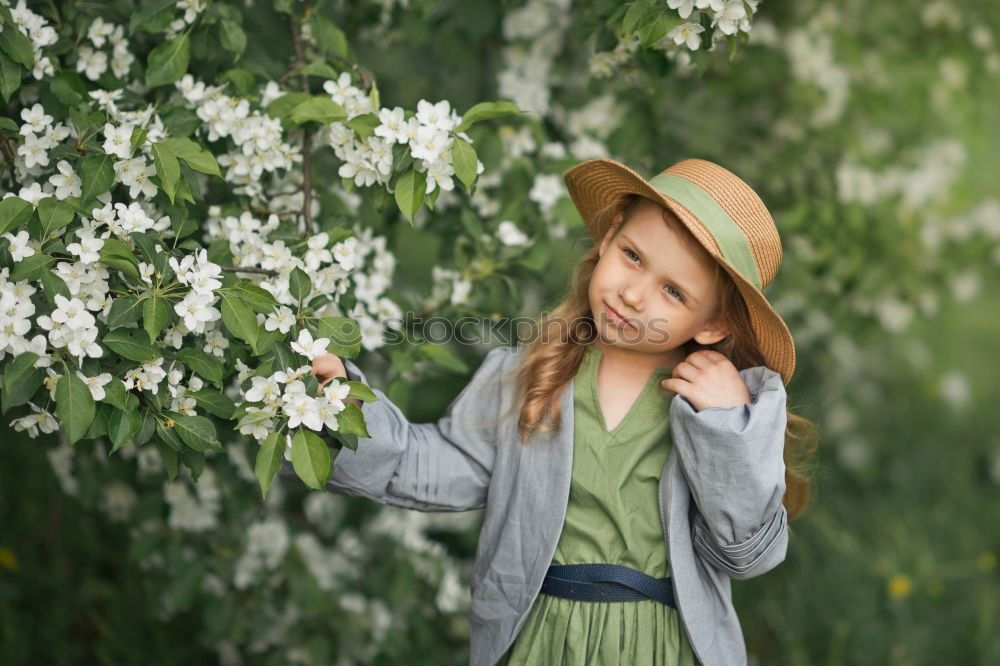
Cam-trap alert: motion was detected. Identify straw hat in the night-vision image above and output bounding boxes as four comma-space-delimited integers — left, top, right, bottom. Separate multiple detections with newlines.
563, 157, 796, 386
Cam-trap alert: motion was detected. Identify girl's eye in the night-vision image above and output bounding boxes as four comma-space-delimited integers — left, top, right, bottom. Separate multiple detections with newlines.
623, 247, 685, 303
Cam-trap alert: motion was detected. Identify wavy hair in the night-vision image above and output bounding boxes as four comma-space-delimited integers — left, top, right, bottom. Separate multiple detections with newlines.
510, 193, 818, 521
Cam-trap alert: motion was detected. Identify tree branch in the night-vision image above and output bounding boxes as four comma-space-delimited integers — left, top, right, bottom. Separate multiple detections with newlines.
221, 266, 278, 277
0, 135, 21, 191
289, 11, 316, 239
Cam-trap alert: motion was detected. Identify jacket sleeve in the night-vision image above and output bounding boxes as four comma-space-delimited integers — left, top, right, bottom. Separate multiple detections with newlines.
668, 365, 789, 580
280, 345, 510, 513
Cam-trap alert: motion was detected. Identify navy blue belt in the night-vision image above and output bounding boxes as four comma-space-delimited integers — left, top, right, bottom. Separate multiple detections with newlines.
540, 563, 676, 608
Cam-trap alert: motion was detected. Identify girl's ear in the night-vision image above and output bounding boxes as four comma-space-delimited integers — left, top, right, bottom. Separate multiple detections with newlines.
692, 318, 729, 346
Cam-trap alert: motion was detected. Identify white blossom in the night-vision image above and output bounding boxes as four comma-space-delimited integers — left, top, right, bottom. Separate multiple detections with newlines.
264, 306, 296, 334
102, 123, 134, 159
290, 329, 330, 360
47, 160, 82, 199
3, 230, 36, 262
77, 371, 113, 401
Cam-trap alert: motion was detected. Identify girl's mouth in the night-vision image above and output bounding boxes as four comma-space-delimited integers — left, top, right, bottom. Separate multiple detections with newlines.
604, 301, 635, 331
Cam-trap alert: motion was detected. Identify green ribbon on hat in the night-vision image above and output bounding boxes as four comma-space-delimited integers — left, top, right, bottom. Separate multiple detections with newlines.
647, 173, 763, 290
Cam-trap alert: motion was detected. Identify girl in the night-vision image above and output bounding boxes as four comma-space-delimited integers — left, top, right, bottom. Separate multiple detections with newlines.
303, 158, 818, 666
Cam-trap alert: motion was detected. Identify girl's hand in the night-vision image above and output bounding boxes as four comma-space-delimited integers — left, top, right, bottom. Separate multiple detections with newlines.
660, 350, 751, 412
311, 354, 364, 407
312, 353, 347, 387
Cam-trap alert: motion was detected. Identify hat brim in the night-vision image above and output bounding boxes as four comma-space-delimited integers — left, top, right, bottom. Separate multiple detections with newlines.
564, 158, 797, 386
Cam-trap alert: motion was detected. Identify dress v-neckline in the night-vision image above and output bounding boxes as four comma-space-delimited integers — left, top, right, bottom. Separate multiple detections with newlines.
583, 345, 672, 437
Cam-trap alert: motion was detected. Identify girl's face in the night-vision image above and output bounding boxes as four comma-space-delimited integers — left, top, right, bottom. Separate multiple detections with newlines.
589, 199, 728, 366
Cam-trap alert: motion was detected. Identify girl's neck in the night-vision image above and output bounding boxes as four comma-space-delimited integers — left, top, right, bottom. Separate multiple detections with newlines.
593, 341, 686, 381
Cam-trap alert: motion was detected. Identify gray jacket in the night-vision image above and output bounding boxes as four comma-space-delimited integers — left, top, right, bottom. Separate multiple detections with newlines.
281, 344, 789, 665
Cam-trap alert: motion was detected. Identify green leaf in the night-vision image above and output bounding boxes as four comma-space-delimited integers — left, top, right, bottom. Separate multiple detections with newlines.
345, 380, 378, 403
103, 329, 160, 362
156, 439, 179, 479
290, 429, 331, 490
622, 0, 658, 35
255, 432, 285, 499
299, 61, 339, 79
0, 196, 33, 235
10, 253, 54, 282
86, 402, 112, 440
0, 21, 35, 68
335, 403, 369, 437
130, 0, 177, 34
182, 450, 205, 477
220, 281, 278, 313
0, 52, 22, 104
309, 15, 348, 58
36, 197, 76, 240
345, 112, 380, 140
100, 378, 130, 410
156, 419, 184, 452
143, 296, 169, 343
288, 267, 312, 302
220, 68, 255, 96
135, 410, 157, 445
266, 92, 310, 121
108, 407, 142, 453
220, 20, 246, 61
79, 153, 116, 203
188, 388, 235, 419
289, 96, 347, 125
312, 316, 362, 357
1, 352, 43, 413
56, 372, 96, 445
49, 70, 85, 106
637, 12, 680, 48
236, 409, 273, 431
164, 411, 222, 453
161, 106, 200, 137
455, 100, 522, 133
394, 169, 425, 225
270, 341, 295, 373
98, 238, 142, 282
450, 137, 478, 192
106, 295, 144, 329
175, 348, 223, 385
145, 34, 190, 88
151, 141, 180, 204
220, 291, 260, 349
159, 137, 221, 177
38, 269, 70, 303
130, 126, 148, 154
0, 116, 18, 133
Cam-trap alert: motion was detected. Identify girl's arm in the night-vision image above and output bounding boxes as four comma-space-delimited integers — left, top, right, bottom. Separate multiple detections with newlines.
279, 346, 512, 512
668, 365, 789, 580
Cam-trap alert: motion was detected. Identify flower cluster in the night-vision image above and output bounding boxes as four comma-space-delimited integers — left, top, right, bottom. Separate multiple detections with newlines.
237, 353, 352, 443
4, 0, 58, 79
329, 74, 484, 196
176, 75, 298, 198
77, 17, 135, 81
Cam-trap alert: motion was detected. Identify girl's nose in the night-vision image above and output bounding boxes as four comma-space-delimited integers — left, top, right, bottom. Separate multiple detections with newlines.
619, 286, 641, 311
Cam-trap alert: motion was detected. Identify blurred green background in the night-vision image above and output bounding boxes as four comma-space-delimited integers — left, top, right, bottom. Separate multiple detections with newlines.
2, 0, 999, 664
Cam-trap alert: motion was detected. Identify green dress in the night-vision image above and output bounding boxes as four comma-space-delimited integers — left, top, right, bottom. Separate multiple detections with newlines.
498, 344, 699, 665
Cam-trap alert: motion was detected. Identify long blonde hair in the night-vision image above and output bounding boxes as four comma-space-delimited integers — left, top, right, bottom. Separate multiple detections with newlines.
510, 193, 818, 521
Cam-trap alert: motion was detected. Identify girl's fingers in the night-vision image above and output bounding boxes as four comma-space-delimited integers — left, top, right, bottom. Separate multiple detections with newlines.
670, 361, 699, 383
660, 377, 687, 396
682, 350, 717, 369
